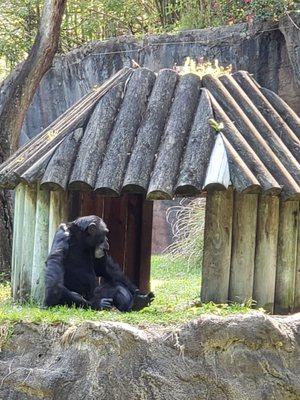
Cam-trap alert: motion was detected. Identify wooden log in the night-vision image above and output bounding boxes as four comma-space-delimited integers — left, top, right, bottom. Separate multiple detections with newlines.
19, 184, 37, 301
69, 83, 125, 190
0, 67, 133, 189
260, 87, 300, 140
123, 69, 178, 193
233, 72, 300, 160
31, 186, 50, 304
41, 129, 83, 190
95, 68, 156, 196
48, 190, 68, 251
176, 88, 216, 195
253, 195, 279, 313
11, 183, 26, 301
210, 94, 283, 197
139, 199, 153, 293
201, 190, 233, 303
275, 200, 299, 314
147, 73, 201, 200
203, 75, 300, 199
221, 134, 260, 193
229, 192, 258, 303
203, 133, 231, 191
220, 74, 300, 173
20, 149, 54, 184
295, 202, 300, 311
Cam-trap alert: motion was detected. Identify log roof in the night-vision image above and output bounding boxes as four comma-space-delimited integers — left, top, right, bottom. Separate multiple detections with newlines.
1, 66, 300, 200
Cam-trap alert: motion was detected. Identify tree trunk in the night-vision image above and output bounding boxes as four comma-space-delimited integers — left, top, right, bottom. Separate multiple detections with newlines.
0, 0, 66, 278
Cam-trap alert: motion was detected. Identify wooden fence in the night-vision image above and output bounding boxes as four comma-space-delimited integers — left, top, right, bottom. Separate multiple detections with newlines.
202, 190, 300, 314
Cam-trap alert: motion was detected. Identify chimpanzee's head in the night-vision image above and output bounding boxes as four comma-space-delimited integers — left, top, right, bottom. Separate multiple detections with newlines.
68, 215, 109, 256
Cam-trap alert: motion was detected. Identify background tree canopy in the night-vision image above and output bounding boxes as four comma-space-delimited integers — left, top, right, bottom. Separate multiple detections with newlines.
0, 0, 296, 78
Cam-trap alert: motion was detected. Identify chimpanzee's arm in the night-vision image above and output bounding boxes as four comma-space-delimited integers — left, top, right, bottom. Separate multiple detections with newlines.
94, 254, 137, 295
44, 225, 89, 308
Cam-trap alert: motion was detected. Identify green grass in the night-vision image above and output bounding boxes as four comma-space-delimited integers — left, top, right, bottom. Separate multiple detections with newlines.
0, 255, 258, 327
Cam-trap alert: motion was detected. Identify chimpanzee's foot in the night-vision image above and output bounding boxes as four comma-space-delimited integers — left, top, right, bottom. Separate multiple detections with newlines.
131, 292, 155, 311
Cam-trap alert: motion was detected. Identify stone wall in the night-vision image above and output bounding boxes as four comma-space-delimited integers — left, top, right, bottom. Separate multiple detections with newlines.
0, 313, 299, 399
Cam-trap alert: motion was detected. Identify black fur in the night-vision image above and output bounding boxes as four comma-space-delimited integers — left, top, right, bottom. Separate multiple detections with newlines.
44, 215, 154, 312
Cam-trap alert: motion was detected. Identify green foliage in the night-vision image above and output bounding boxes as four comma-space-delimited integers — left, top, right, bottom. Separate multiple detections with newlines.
0, 255, 258, 326
0, 0, 296, 77
249, 0, 295, 20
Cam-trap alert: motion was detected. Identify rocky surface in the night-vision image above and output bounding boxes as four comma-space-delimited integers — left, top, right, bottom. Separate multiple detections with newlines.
20, 19, 300, 145
0, 313, 299, 399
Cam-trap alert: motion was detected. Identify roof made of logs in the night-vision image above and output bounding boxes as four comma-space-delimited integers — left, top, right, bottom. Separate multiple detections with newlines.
1, 66, 300, 200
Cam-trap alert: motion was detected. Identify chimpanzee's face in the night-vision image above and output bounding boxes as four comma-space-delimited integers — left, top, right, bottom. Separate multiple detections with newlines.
84, 219, 109, 257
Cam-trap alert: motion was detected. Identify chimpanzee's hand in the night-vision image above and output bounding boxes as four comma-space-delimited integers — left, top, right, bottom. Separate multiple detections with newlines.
131, 292, 155, 311
98, 297, 113, 310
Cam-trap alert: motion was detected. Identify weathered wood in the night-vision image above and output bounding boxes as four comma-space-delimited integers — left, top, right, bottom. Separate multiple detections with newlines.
103, 196, 128, 269
95, 68, 156, 196
210, 94, 282, 196
123, 69, 178, 193
203, 133, 230, 191
48, 190, 68, 251
69, 83, 125, 190
11, 183, 26, 300
124, 195, 143, 286
275, 200, 299, 314
229, 192, 258, 303
203, 75, 300, 199
221, 134, 260, 193
31, 186, 50, 304
261, 87, 300, 140
295, 203, 300, 311
68, 191, 81, 221
19, 184, 37, 301
0, 67, 133, 189
220, 74, 300, 172
80, 192, 105, 218
233, 72, 300, 159
41, 129, 83, 190
20, 150, 53, 184
139, 199, 153, 293
147, 73, 201, 200
176, 88, 215, 195
201, 190, 233, 303
253, 195, 279, 312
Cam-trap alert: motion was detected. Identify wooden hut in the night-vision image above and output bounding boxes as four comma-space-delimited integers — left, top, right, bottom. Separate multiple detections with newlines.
0, 66, 300, 314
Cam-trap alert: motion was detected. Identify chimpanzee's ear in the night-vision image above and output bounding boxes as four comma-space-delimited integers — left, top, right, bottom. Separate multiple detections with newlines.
87, 223, 97, 236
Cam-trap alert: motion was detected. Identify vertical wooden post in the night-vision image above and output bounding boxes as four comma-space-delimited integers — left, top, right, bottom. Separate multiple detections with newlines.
124, 194, 143, 286
253, 195, 279, 313
275, 200, 298, 314
48, 190, 68, 251
201, 190, 233, 303
103, 196, 128, 268
139, 199, 153, 293
31, 186, 50, 304
229, 192, 258, 303
19, 184, 37, 301
11, 183, 26, 301
295, 201, 300, 312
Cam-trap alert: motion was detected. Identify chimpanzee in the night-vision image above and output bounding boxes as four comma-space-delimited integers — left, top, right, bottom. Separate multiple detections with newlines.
44, 215, 154, 312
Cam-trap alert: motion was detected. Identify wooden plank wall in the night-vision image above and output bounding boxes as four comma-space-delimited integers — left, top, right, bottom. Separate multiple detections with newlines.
68, 192, 153, 290
202, 190, 300, 314
12, 185, 68, 303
